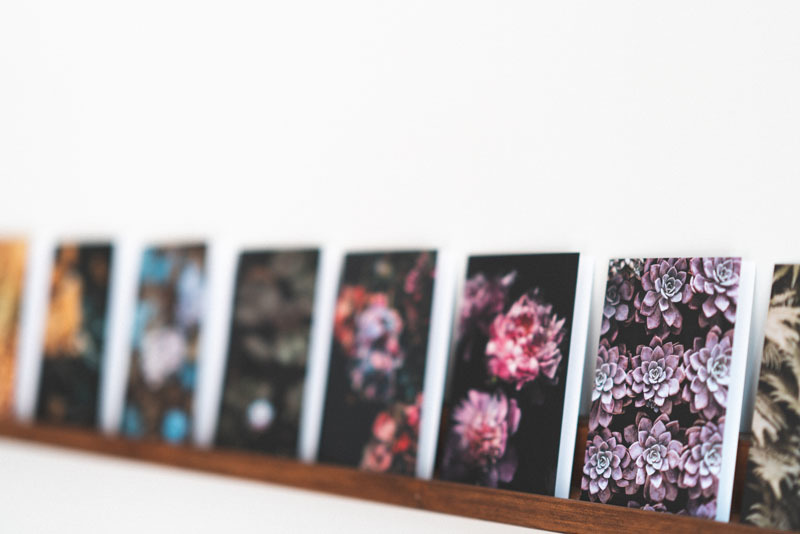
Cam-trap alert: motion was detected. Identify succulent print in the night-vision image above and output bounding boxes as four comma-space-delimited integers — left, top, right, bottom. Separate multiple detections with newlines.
582, 427, 635, 503
679, 418, 723, 499
681, 326, 731, 420
742, 265, 800, 529
582, 257, 743, 518
627, 501, 669, 513
626, 337, 685, 416
625, 413, 682, 502
486, 293, 565, 390
589, 340, 629, 431
634, 258, 692, 338
437, 254, 578, 496
689, 257, 740, 327
602, 272, 635, 342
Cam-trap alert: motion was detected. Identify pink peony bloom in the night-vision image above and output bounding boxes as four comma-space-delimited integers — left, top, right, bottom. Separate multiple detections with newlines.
485, 293, 566, 389
458, 271, 516, 338
452, 390, 520, 466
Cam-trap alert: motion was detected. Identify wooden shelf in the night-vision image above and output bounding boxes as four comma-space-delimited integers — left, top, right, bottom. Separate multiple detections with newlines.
0, 419, 775, 533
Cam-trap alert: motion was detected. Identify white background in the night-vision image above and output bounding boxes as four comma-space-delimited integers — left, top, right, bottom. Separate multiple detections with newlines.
1, 1, 799, 532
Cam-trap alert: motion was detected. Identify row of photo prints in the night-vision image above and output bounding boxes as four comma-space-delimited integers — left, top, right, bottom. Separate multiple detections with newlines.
0, 237, 798, 529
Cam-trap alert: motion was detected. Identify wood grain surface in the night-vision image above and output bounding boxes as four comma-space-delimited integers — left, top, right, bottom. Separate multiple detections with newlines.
0, 417, 773, 534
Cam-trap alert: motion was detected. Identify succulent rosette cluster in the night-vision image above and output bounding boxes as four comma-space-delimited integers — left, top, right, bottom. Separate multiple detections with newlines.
682, 326, 732, 420
634, 259, 693, 337
582, 257, 741, 517
589, 340, 629, 431
689, 258, 740, 326
625, 414, 682, 502
602, 273, 635, 342
486, 293, 565, 390
626, 338, 685, 415
581, 427, 635, 503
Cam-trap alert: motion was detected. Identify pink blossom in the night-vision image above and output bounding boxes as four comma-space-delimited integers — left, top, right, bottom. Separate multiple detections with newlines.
458, 271, 516, 337
360, 442, 393, 472
485, 293, 565, 389
452, 390, 520, 466
372, 412, 397, 443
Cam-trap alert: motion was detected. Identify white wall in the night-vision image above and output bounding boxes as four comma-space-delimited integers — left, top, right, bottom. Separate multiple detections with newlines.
1, 1, 799, 531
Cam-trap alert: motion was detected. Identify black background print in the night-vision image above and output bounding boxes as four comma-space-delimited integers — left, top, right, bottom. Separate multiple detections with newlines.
215, 249, 319, 457
318, 251, 436, 472
436, 253, 579, 496
36, 243, 113, 427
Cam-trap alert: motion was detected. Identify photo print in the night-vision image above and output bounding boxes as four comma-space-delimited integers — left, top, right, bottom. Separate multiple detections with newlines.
0, 240, 27, 416
742, 264, 800, 529
121, 244, 206, 443
435, 253, 589, 497
581, 258, 753, 520
215, 249, 319, 457
36, 243, 113, 426
318, 251, 436, 475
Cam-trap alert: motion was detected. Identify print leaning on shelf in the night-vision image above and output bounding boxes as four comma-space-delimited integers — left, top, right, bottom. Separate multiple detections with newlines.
121, 244, 206, 443
742, 264, 800, 530
36, 243, 113, 426
0, 239, 27, 416
215, 249, 319, 457
435, 253, 592, 498
580, 258, 754, 521
317, 251, 436, 475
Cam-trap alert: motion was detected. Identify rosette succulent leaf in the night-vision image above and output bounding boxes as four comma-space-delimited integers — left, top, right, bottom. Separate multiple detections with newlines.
679, 418, 724, 499
682, 326, 732, 419
625, 413, 682, 502
589, 340, 629, 431
634, 258, 693, 337
689, 257, 740, 327
582, 427, 634, 503
626, 337, 685, 415
602, 272, 635, 342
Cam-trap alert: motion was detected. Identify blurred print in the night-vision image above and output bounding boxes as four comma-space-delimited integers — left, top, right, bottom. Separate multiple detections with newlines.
436, 253, 579, 495
36, 243, 113, 426
318, 251, 436, 475
121, 244, 206, 443
743, 265, 800, 529
215, 249, 319, 456
0, 240, 27, 416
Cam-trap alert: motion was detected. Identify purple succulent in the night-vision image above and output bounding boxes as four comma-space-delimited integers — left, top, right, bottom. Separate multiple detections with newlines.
601, 272, 634, 342
609, 259, 646, 279
689, 257, 740, 326
627, 501, 668, 513
581, 427, 635, 503
679, 418, 723, 500
626, 337, 685, 415
634, 259, 693, 337
682, 326, 732, 419
625, 413, 682, 502
686, 498, 717, 519
589, 340, 629, 431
